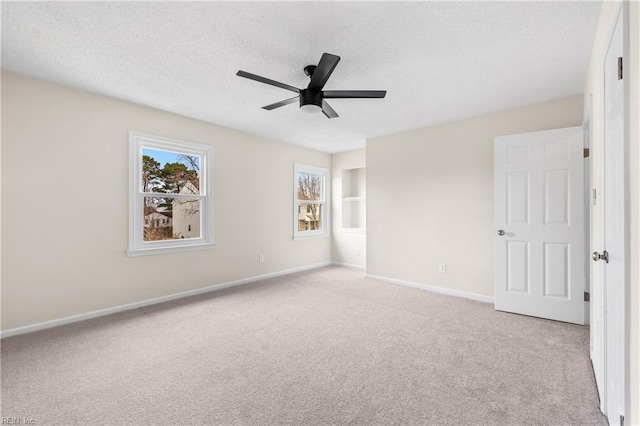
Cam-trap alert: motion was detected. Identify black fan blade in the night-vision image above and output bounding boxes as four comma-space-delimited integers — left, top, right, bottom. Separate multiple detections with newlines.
308, 53, 340, 91
262, 96, 299, 110
322, 100, 339, 119
323, 90, 386, 98
237, 70, 299, 93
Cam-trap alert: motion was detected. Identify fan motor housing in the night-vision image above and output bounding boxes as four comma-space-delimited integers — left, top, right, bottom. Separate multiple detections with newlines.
299, 89, 323, 111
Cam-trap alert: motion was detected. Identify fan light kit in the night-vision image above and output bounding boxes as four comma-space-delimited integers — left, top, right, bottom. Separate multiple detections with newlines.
236, 53, 386, 119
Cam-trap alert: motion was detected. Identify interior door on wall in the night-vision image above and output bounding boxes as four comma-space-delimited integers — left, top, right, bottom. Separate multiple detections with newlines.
599, 6, 626, 424
494, 127, 585, 324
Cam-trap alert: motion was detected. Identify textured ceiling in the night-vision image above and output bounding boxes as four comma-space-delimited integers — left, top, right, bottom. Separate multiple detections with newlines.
1, 1, 600, 153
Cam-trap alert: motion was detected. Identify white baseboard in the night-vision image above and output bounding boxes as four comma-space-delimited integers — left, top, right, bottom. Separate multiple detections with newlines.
1, 261, 331, 339
331, 261, 366, 271
365, 274, 494, 304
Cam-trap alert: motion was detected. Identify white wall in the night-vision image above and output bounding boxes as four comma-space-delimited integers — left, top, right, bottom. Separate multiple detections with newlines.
331, 149, 366, 269
366, 95, 582, 298
1, 71, 331, 331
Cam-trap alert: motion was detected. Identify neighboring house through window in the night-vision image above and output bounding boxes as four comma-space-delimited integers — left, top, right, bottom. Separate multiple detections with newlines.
128, 131, 213, 256
294, 163, 328, 239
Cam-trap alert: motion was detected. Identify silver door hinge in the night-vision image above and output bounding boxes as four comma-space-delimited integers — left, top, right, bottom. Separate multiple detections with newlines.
592, 188, 597, 206
584, 292, 590, 302
620, 415, 624, 426
618, 57, 623, 80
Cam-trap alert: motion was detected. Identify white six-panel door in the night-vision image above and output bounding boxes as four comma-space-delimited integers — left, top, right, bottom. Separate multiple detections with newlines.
600, 6, 626, 423
494, 127, 585, 324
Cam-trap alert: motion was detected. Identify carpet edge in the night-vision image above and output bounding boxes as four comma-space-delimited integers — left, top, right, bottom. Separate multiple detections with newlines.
365, 273, 495, 304
1, 261, 332, 338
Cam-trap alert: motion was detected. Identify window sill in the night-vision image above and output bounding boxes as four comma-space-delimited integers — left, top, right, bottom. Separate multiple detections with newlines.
126, 242, 215, 257
292, 233, 329, 241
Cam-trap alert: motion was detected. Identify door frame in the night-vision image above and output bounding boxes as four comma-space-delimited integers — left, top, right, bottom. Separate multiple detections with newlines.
595, 0, 630, 420
584, 93, 593, 328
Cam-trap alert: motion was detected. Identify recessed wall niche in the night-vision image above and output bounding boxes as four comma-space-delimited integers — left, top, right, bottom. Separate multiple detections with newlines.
341, 167, 366, 231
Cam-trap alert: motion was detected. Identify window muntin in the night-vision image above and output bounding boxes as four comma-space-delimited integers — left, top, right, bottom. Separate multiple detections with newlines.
294, 163, 328, 239
128, 132, 213, 256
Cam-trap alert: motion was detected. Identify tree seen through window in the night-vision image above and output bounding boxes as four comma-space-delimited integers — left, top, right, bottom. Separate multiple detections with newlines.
142, 149, 201, 241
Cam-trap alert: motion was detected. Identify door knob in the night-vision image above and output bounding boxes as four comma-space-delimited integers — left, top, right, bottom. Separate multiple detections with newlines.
497, 230, 505, 236
592, 251, 609, 263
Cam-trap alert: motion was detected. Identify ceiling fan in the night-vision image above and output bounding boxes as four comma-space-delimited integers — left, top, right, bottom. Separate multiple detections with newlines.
236, 53, 386, 119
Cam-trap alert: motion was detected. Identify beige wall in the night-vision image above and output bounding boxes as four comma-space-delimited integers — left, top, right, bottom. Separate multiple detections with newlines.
1, 71, 331, 331
331, 149, 366, 268
367, 95, 582, 298
584, 1, 640, 421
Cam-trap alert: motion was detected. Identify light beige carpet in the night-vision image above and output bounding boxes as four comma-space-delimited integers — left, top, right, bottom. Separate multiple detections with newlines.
1, 266, 606, 425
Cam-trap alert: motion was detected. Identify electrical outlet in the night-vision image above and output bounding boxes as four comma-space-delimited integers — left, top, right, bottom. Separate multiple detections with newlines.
258, 254, 264, 263
439, 263, 446, 273
356, 248, 361, 256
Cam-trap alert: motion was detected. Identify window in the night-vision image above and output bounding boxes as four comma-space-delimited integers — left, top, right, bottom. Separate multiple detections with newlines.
128, 131, 213, 256
294, 163, 328, 239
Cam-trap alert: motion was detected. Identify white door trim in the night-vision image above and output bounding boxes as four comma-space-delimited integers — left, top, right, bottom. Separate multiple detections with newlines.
620, 1, 631, 418
584, 93, 593, 328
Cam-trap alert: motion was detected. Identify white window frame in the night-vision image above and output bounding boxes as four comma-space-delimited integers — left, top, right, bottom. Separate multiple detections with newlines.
293, 163, 329, 240
127, 131, 214, 257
